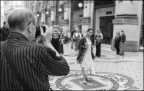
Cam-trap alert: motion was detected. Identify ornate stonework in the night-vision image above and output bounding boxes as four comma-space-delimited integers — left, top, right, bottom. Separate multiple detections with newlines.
49, 71, 135, 90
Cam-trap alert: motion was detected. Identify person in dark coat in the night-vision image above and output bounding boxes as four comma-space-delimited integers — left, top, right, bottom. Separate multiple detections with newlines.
1, 22, 10, 41
90, 34, 95, 45
120, 30, 126, 58
114, 32, 121, 55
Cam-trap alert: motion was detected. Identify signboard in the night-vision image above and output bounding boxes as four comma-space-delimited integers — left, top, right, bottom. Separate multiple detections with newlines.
113, 16, 138, 25
73, 17, 91, 25
59, 19, 69, 25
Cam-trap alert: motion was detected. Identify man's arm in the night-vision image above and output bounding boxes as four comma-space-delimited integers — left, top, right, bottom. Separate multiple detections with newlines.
41, 46, 70, 76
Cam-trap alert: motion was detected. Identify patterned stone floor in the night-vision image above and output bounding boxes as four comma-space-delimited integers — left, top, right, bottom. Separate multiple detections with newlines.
49, 44, 143, 90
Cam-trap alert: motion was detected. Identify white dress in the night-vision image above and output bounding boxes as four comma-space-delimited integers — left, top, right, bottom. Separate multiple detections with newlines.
81, 38, 94, 69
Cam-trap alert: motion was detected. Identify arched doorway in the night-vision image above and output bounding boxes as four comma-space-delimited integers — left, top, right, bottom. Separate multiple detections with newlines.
100, 16, 114, 44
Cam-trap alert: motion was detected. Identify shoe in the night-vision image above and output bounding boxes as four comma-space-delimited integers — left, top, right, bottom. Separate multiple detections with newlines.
82, 80, 87, 84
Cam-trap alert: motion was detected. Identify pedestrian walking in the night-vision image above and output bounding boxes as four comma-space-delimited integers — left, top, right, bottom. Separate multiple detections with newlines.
41, 22, 46, 33
114, 32, 121, 55
77, 28, 95, 84
73, 28, 82, 55
34, 26, 44, 43
95, 29, 103, 57
63, 30, 71, 56
70, 28, 76, 49
120, 30, 126, 58
0, 8, 69, 90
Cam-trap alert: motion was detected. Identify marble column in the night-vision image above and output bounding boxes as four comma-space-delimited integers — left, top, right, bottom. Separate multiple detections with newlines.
112, 0, 143, 52
82, 0, 94, 36
50, 6, 56, 26
63, 1, 70, 33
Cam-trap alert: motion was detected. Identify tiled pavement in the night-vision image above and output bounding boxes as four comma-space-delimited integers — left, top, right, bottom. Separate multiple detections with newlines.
49, 44, 143, 90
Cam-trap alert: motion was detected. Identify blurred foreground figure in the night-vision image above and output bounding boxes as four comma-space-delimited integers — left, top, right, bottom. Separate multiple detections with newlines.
0, 8, 69, 90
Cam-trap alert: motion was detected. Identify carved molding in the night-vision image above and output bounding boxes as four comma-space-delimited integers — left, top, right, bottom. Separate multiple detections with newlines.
74, 17, 91, 25
59, 19, 69, 25
113, 16, 138, 25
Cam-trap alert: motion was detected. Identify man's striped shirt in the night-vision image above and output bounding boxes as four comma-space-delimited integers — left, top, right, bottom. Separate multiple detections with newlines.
0, 32, 69, 90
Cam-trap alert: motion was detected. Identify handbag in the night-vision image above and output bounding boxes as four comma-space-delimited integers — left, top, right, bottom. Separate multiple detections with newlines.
1, 41, 32, 90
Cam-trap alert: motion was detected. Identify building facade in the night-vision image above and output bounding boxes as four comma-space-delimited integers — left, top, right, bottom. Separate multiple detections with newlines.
2, 1, 25, 24
25, 0, 144, 51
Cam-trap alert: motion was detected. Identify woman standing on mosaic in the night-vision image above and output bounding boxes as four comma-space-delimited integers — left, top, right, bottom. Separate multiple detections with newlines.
77, 28, 95, 84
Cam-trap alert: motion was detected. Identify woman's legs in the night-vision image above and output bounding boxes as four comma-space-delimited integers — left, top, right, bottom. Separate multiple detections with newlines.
81, 67, 87, 83
96, 43, 101, 57
89, 67, 95, 75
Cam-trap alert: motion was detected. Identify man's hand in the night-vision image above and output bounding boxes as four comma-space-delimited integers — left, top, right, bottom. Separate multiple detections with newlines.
41, 26, 61, 57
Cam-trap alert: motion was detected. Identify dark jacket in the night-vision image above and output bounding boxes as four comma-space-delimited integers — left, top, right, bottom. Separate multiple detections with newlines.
90, 34, 94, 45
121, 34, 126, 43
0, 28, 3, 42
1, 26, 10, 41
0, 32, 69, 90
77, 37, 94, 63
114, 35, 121, 48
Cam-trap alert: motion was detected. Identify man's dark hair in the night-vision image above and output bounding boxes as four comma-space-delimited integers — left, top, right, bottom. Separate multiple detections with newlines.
121, 30, 124, 32
3, 22, 6, 25
87, 28, 93, 32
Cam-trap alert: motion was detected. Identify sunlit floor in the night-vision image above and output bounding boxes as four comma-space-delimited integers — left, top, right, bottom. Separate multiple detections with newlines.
48, 44, 143, 90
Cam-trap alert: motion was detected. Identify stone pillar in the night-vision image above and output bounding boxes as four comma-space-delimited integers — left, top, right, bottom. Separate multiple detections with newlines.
112, 0, 143, 52
50, 6, 56, 26
63, 1, 70, 33
82, 0, 94, 36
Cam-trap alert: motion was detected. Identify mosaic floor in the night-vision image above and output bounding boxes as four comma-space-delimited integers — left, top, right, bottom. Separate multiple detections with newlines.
49, 71, 136, 90
49, 44, 143, 90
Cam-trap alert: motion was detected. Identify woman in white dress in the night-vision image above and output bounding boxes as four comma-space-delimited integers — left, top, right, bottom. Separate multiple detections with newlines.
77, 29, 95, 84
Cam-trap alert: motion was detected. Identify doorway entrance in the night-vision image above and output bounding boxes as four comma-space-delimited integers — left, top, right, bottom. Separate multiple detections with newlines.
99, 16, 114, 44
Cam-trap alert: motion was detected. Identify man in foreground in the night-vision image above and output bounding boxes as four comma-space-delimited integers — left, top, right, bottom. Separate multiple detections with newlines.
0, 8, 69, 90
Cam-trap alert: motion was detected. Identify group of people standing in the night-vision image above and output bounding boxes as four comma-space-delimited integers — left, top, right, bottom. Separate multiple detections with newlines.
114, 30, 126, 58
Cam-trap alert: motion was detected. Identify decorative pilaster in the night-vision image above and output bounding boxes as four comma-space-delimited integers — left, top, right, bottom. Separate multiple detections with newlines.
112, 0, 143, 52
82, 0, 94, 36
